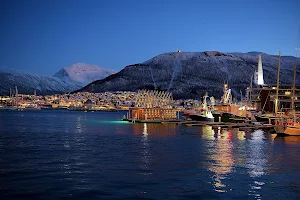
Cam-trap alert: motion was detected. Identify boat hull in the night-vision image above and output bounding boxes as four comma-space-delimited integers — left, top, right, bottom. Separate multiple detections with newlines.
213, 112, 245, 123
189, 114, 213, 122
284, 126, 300, 136
275, 125, 300, 136
254, 115, 277, 124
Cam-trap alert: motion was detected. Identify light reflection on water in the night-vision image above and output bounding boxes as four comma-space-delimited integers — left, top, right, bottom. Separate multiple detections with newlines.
131, 123, 177, 136
76, 116, 82, 134
247, 130, 267, 199
203, 128, 234, 193
237, 130, 246, 140
62, 115, 90, 190
202, 126, 214, 139
139, 123, 152, 178
201, 127, 269, 195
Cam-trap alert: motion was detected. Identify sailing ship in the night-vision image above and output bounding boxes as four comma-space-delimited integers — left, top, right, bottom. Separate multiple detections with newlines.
275, 63, 300, 136
250, 52, 291, 124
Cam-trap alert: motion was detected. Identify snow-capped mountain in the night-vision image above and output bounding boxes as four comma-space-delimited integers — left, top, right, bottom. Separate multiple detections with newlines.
0, 68, 81, 96
53, 63, 117, 86
76, 51, 300, 99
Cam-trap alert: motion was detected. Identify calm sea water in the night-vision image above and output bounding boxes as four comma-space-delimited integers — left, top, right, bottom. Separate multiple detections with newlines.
0, 110, 300, 200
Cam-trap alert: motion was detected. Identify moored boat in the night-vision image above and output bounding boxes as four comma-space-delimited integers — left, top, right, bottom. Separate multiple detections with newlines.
190, 110, 214, 122
213, 84, 251, 123
182, 108, 197, 120
284, 125, 300, 136
254, 113, 281, 124
213, 111, 246, 123
275, 121, 300, 136
189, 93, 214, 122
274, 63, 300, 136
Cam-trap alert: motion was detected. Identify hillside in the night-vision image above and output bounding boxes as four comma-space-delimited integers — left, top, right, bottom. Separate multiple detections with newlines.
0, 68, 80, 96
76, 51, 300, 99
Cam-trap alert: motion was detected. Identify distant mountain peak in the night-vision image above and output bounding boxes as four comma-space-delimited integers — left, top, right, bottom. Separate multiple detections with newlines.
53, 63, 117, 86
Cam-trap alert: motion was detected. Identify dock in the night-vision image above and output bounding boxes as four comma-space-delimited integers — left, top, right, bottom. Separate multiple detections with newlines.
122, 118, 275, 131
123, 118, 199, 124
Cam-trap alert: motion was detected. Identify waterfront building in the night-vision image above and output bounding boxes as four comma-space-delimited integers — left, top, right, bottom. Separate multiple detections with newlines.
130, 90, 177, 120
246, 85, 300, 113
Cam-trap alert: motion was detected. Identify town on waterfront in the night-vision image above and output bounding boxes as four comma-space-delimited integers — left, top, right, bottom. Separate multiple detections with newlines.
1, 53, 300, 137
1, 0, 300, 199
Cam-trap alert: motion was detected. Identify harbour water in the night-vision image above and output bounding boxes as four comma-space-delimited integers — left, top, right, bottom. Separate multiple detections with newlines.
0, 110, 300, 199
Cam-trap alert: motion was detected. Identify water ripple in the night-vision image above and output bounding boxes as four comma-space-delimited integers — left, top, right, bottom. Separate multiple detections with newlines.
0, 110, 300, 199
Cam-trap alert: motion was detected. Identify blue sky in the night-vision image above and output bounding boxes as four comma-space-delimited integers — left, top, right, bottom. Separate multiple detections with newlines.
0, 0, 299, 76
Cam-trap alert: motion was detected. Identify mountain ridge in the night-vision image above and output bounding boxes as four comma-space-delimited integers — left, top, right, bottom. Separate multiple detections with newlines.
76, 51, 300, 99
0, 68, 81, 95
0, 62, 116, 96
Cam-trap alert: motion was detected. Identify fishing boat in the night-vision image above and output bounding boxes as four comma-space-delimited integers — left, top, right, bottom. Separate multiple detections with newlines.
212, 84, 250, 123
189, 108, 214, 121
213, 111, 247, 123
189, 93, 214, 121
182, 108, 197, 120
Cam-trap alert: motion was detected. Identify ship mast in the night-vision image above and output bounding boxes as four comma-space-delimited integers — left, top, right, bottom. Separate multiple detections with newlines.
292, 64, 296, 109
249, 75, 253, 102
275, 51, 281, 117
15, 86, 18, 108
292, 64, 297, 123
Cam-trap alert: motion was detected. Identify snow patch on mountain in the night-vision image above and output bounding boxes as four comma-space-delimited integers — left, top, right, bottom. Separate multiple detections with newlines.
77, 51, 300, 99
0, 67, 81, 95
53, 63, 117, 86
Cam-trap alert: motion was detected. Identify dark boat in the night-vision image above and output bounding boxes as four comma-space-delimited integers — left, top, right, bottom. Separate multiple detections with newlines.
253, 112, 285, 124
189, 93, 215, 122
190, 113, 214, 121
212, 84, 248, 123
182, 108, 197, 120
254, 114, 274, 124
213, 112, 246, 123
